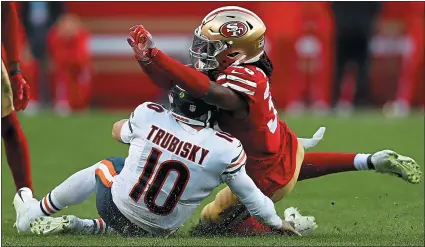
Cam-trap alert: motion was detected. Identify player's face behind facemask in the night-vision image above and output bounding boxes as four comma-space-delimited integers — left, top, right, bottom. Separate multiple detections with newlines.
169, 86, 218, 127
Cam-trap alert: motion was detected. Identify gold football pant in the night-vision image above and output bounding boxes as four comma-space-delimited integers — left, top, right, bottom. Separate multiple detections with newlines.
1, 59, 14, 118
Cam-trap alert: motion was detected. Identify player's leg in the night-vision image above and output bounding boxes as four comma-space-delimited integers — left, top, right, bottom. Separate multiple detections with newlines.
286, 124, 421, 183
198, 140, 304, 224
14, 161, 99, 233
29, 157, 147, 237
1, 59, 33, 191
228, 140, 308, 236
199, 186, 238, 223
233, 149, 422, 235
27, 158, 124, 235
193, 140, 308, 236
190, 185, 241, 236
298, 151, 422, 184
269, 140, 304, 201
94, 157, 150, 237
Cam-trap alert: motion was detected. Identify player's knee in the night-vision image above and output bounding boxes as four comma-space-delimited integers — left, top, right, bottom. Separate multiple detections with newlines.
1, 111, 18, 137
200, 198, 224, 222
200, 203, 214, 221
201, 201, 224, 222
215, 188, 237, 209
201, 189, 237, 222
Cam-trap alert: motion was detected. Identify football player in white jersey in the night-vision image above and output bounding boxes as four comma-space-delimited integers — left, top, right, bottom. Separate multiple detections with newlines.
13, 86, 308, 237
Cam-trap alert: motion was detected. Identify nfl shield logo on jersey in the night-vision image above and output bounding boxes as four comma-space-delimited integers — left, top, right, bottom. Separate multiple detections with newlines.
189, 105, 196, 112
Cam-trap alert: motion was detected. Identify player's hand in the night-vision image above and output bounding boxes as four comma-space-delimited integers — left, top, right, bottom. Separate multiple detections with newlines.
10, 73, 31, 111
127, 25, 158, 64
276, 220, 302, 236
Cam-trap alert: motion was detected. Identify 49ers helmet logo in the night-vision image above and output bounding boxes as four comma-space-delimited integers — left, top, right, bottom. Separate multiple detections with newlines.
219, 21, 248, 38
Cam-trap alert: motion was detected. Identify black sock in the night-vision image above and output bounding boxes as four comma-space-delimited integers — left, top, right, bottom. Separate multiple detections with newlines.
367, 155, 375, 170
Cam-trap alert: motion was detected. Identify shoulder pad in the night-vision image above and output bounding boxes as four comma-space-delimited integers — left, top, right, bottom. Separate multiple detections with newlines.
131, 102, 166, 124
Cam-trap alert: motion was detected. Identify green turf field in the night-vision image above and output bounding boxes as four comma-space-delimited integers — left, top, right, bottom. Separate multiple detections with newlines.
2, 111, 424, 246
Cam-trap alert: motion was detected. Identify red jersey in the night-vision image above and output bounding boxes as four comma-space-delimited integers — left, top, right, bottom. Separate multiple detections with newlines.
216, 65, 298, 196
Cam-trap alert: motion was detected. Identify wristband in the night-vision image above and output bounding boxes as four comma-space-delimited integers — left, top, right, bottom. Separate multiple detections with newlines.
10, 70, 21, 76
136, 48, 159, 65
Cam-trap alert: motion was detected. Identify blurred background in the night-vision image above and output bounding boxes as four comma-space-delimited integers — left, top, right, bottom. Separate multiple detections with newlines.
2, 3, 424, 244
7, 1, 425, 117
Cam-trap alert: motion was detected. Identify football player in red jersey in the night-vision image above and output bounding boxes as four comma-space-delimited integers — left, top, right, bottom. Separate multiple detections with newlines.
1, 1, 33, 191
127, 6, 422, 235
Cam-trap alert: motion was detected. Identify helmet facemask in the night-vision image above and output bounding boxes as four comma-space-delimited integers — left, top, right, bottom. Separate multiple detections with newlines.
189, 27, 231, 71
189, 27, 261, 72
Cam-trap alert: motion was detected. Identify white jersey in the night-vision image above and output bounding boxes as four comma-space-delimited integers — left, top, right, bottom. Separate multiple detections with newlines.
111, 102, 282, 235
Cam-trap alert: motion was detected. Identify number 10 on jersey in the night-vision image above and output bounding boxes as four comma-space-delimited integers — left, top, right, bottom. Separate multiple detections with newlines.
129, 148, 190, 216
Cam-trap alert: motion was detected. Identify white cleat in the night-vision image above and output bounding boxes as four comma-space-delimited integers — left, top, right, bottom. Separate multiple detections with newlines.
13, 187, 38, 233
372, 150, 422, 184
284, 207, 317, 236
30, 215, 78, 235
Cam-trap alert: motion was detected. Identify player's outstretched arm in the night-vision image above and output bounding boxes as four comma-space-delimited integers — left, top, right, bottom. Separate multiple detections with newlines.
127, 25, 247, 112
203, 80, 247, 112
135, 60, 175, 90
222, 166, 301, 236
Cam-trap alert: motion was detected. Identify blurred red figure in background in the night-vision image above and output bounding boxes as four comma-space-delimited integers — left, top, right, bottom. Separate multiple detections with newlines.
47, 14, 92, 115
20, 40, 40, 114
257, 2, 334, 115
381, 2, 424, 116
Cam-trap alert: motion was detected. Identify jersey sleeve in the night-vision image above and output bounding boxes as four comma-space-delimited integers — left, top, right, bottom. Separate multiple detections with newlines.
222, 166, 283, 230
216, 65, 268, 102
218, 135, 282, 230
120, 118, 133, 144
221, 141, 246, 175
120, 108, 139, 143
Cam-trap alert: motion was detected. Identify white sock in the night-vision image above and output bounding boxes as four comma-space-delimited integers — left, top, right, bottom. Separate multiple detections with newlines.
38, 164, 97, 216
75, 218, 114, 235
353, 153, 372, 170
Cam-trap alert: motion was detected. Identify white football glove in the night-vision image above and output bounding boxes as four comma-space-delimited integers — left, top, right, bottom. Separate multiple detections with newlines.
284, 207, 318, 235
